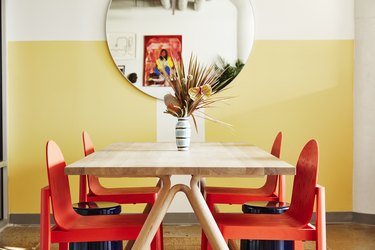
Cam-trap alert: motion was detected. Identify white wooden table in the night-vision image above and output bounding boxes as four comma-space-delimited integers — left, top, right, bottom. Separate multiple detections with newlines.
65, 142, 295, 250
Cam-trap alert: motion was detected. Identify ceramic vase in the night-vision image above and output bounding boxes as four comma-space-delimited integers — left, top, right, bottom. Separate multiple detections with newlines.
175, 117, 191, 151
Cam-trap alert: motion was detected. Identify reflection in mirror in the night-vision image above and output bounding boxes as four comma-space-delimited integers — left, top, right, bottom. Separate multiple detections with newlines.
106, 0, 254, 99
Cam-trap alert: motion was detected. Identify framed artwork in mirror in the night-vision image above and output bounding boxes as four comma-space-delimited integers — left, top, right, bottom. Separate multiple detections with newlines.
117, 65, 125, 75
143, 35, 182, 87
107, 33, 136, 61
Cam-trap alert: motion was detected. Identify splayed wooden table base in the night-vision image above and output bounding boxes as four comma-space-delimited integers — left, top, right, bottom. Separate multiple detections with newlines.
131, 175, 228, 250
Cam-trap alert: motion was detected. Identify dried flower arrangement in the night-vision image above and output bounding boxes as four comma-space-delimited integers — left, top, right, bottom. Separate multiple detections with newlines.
162, 55, 234, 129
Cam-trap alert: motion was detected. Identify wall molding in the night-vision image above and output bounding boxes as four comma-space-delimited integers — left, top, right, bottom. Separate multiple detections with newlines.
353, 212, 375, 225
8, 213, 199, 225
8, 212, 375, 225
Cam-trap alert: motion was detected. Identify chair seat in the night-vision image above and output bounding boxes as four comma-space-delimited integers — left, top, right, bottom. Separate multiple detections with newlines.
87, 186, 160, 204
91, 186, 159, 196
205, 186, 274, 196
205, 186, 278, 205
215, 211, 317, 241
71, 213, 147, 229
51, 213, 148, 242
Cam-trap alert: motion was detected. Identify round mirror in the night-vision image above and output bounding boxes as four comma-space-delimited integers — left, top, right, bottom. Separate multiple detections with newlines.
106, 0, 255, 99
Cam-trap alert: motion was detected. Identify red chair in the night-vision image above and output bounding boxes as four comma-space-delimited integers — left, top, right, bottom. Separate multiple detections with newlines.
79, 131, 160, 204
201, 132, 285, 249
80, 131, 163, 248
40, 140, 162, 250
204, 132, 285, 211
212, 140, 326, 250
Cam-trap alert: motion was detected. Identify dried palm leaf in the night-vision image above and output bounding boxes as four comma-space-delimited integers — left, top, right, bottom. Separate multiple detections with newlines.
162, 54, 236, 131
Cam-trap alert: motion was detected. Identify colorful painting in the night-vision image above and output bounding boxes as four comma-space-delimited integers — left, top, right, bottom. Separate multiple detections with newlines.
143, 35, 182, 87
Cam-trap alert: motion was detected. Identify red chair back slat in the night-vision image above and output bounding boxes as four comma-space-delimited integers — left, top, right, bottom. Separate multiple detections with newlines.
287, 139, 319, 225
82, 131, 95, 156
82, 131, 101, 194
262, 131, 282, 194
270, 131, 282, 158
46, 141, 79, 230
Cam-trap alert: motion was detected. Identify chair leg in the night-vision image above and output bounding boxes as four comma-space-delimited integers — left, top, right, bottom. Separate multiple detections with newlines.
202, 195, 215, 250
40, 187, 51, 250
201, 231, 208, 250
294, 240, 303, 250
151, 225, 163, 250
316, 186, 327, 250
160, 223, 164, 249
59, 242, 69, 250
278, 175, 286, 203
151, 236, 157, 250
79, 175, 87, 203
207, 242, 213, 250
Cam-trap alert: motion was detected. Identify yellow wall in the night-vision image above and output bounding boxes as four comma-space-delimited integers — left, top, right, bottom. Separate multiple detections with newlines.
8, 41, 157, 213
206, 40, 354, 212
8, 40, 353, 213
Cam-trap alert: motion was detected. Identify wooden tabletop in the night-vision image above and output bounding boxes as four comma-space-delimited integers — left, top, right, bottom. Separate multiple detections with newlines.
65, 142, 295, 177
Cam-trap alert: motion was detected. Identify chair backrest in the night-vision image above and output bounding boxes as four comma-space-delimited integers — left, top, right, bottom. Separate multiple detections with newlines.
46, 140, 79, 229
82, 131, 101, 193
286, 139, 319, 225
262, 131, 282, 194
270, 132, 282, 158
82, 131, 95, 156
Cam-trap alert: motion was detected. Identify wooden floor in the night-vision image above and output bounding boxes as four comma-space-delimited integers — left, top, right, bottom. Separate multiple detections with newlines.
0, 223, 374, 249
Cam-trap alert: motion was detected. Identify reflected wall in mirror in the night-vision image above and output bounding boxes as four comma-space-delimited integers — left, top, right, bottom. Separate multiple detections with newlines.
106, 0, 255, 99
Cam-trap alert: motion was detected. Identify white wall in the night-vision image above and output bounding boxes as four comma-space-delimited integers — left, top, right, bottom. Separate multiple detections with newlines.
7, 0, 354, 41
353, 0, 375, 215
7, 0, 108, 41
252, 0, 354, 40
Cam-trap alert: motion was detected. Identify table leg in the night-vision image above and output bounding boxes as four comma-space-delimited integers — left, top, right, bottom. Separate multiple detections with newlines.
184, 176, 229, 250
132, 175, 229, 250
125, 179, 163, 249
143, 178, 162, 214
133, 175, 172, 249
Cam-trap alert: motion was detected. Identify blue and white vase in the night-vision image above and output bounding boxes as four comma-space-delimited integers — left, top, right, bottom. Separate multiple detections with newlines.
175, 117, 191, 151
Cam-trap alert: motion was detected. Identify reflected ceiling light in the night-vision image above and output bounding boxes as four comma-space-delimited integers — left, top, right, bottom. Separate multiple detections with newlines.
160, 0, 204, 14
